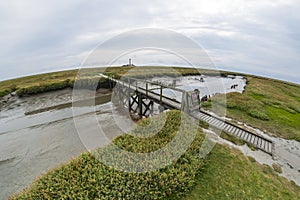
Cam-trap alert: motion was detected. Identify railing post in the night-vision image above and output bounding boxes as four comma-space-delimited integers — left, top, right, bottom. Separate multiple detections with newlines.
138, 92, 142, 117
128, 87, 131, 112
160, 85, 163, 103
146, 83, 148, 97
136, 81, 138, 91
181, 91, 189, 113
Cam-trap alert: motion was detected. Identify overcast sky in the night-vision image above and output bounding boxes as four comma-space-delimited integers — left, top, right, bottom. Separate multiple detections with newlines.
0, 0, 299, 83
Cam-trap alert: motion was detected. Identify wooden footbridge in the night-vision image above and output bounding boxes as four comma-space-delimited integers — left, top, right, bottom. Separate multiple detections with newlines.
100, 74, 274, 155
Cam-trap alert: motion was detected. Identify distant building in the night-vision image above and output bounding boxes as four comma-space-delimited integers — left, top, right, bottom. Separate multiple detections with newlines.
122, 58, 135, 67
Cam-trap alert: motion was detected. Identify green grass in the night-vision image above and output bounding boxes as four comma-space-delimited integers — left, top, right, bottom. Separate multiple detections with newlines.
0, 70, 78, 97
247, 109, 270, 121
206, 76, 300, 141
10, 111, 300, 199
272, 163, 283, 174
184, 145, 300, 200
220, 131, 246, 145
0, 66, 216, 97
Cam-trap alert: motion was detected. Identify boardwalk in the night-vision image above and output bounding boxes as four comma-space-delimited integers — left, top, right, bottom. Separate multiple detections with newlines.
100, 74, 273, 155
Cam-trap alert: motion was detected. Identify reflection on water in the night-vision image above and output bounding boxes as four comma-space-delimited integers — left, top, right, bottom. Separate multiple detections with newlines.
147, 75, 246, 101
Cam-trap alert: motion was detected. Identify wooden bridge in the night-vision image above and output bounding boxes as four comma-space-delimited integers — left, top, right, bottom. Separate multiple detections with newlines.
100, 74, 274, 155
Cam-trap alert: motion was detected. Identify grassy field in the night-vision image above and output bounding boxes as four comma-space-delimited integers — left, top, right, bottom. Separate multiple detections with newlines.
0, 66, 220, 97
10, 111, 300, 199
203, 76, 300, 141
0, 70, 78, 97
184, 144, 300, 200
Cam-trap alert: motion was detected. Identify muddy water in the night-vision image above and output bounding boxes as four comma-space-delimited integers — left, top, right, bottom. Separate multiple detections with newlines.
0, 89, 123, 199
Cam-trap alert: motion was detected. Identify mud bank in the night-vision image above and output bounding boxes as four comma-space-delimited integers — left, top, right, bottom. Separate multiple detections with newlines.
0, 88, 117, 199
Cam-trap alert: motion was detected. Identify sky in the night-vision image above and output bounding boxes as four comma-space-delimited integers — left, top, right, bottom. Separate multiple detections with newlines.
0, 0, 299, 83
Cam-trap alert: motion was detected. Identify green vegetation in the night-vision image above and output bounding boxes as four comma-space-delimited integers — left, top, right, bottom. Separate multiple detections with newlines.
247, 109, 270, 121
220, 131, 246, 145
184, 145, 300, 200
205, 76, 300, 141
272, 163, 283, 174
0, 66, 220, 97
11, 111, 300, 199
11, 111, 206, 199
0, 70, 77, 97
16, 79, 73, 96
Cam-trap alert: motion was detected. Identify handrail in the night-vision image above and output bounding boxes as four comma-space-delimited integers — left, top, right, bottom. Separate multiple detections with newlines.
100, 73, 186, 101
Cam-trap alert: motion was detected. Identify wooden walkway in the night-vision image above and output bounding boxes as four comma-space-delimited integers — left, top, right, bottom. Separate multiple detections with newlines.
191, 111, 273, 154
100, 74, 273, 155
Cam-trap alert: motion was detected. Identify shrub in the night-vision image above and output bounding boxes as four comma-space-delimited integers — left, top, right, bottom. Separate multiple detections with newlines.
272, 163, 283, 174
200, 101, 211, 108
0, 85, 17, 97
15, 77, 113, 96
247, 109, 270, 121
248, 156, 256, 163
262, 99, 281, 106
288, 105, 300, 113
16, 80, 71, 97
0, 89, 11, 97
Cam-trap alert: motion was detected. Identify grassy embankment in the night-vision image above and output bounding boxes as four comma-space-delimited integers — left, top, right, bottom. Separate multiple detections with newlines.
10, 111, 300, 199
202, 75, 300, 141
0, 70, 78, 97
0, 66, 218, 97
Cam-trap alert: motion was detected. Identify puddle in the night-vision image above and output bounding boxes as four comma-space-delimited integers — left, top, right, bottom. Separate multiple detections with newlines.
146, 75, 246, 101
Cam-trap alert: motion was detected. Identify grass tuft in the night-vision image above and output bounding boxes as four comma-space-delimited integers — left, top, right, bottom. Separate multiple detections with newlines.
272, 163, 283, 174
247, 109, 270, 121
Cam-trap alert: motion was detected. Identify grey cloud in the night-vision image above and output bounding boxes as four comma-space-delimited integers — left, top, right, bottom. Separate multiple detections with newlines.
0, 0, 299, 83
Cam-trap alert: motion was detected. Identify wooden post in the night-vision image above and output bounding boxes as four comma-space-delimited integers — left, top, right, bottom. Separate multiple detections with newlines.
128, 88, 131, 112
138, 92, 142, 116
150, 101, 154, 115
181, 91, 190, 113
146, 83, 148, 97
160, 85, 163, 103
